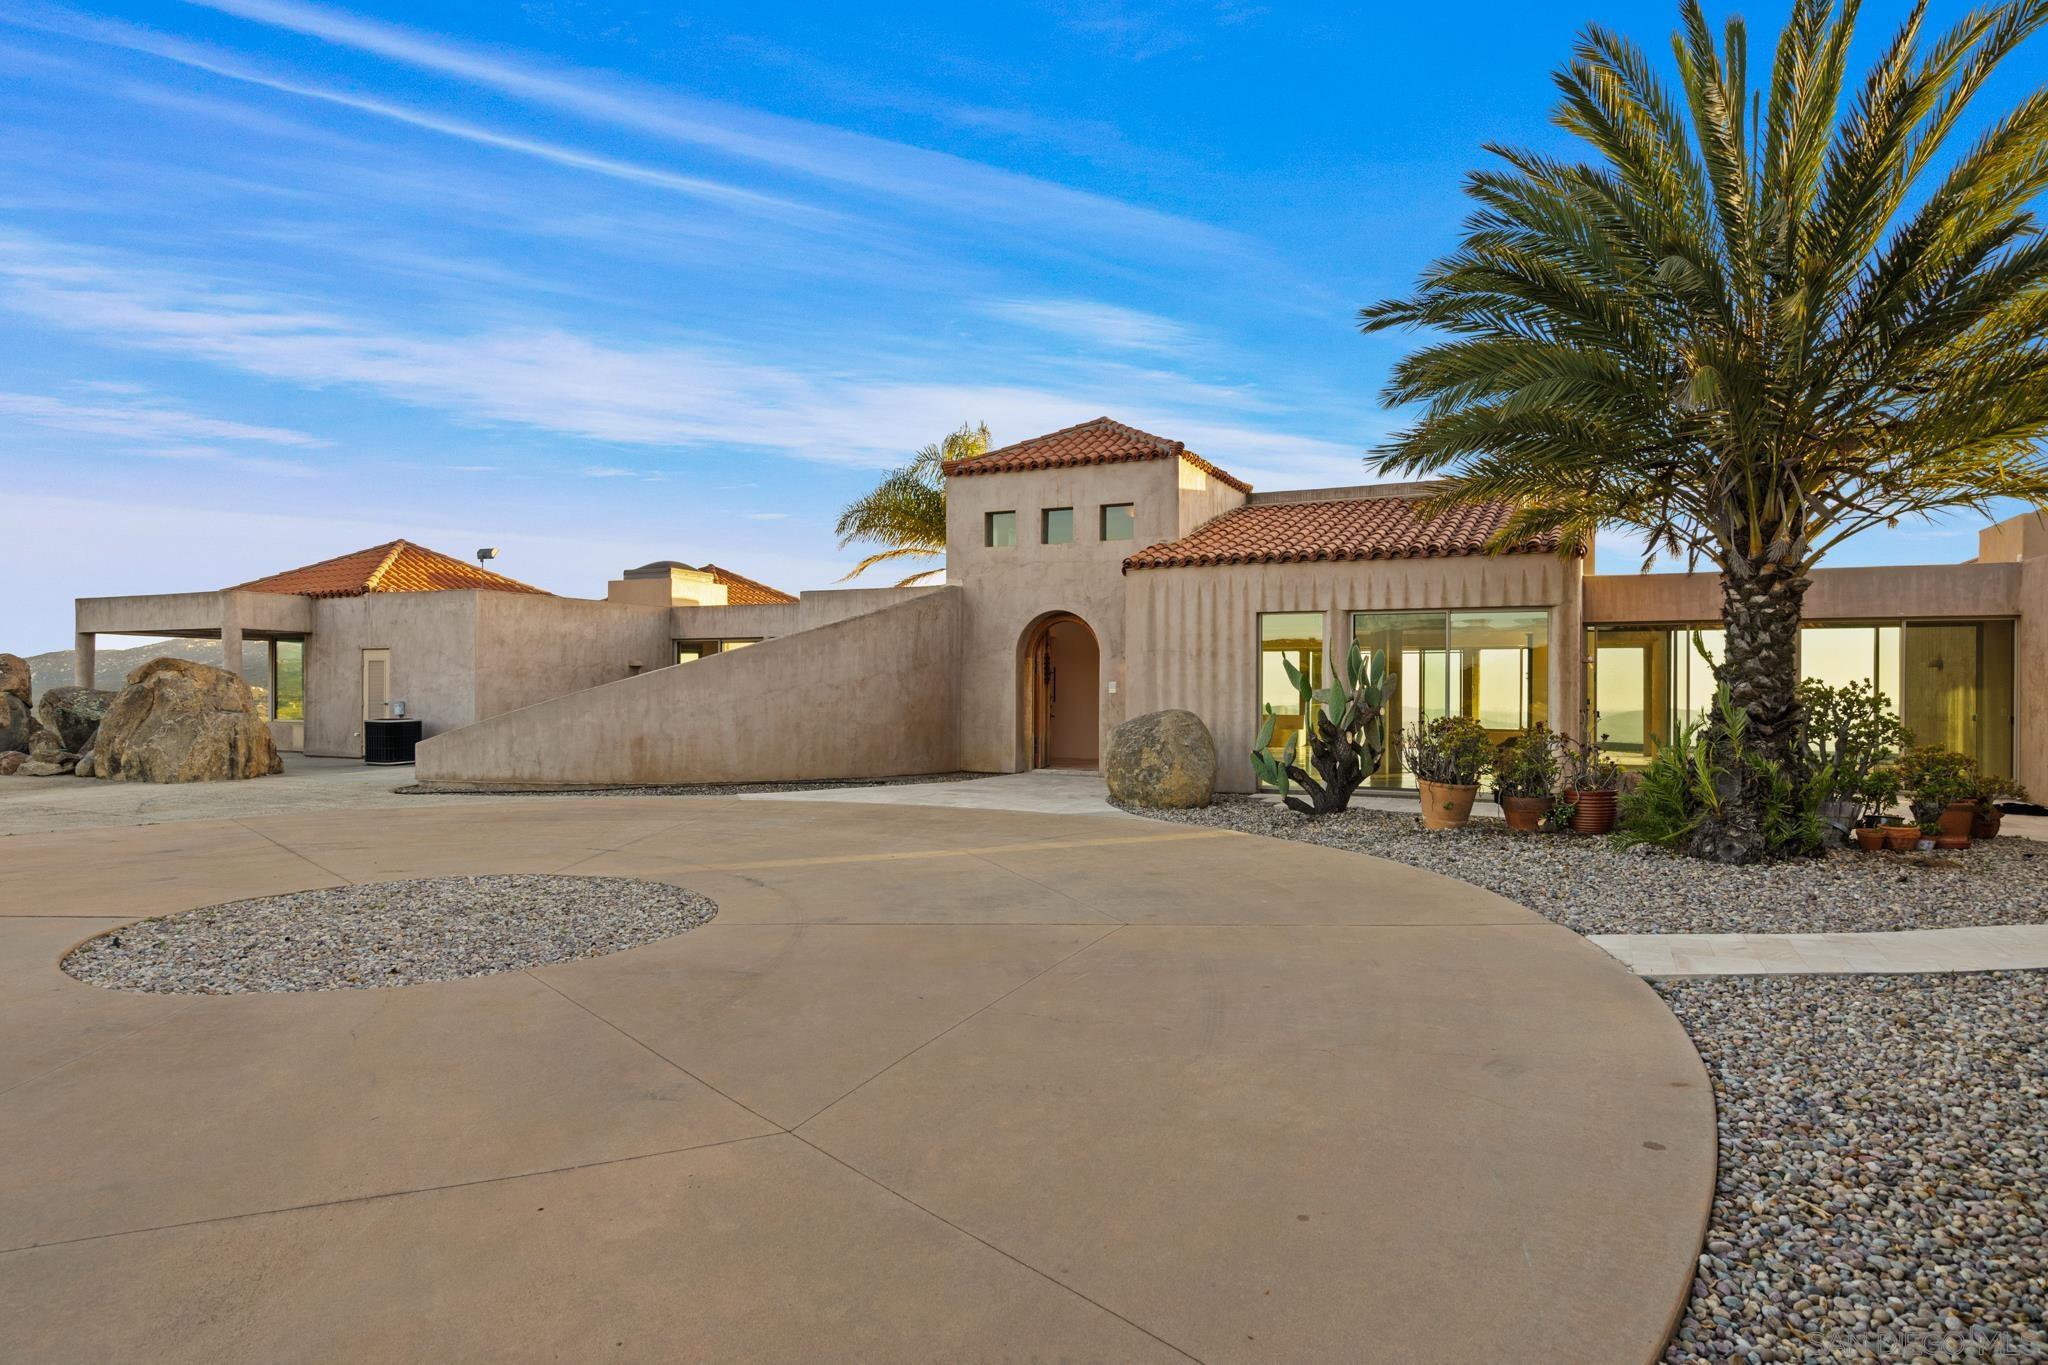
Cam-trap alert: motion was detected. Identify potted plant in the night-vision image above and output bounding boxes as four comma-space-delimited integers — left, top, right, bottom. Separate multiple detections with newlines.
1491, 728, 1558, 832
1557, 733, 1624, 835
1969, 773, 2030, 839
1801, 679, 1912, 843
1916, 817, 1940, 852
1405, 715, 1493, 830
1881, 821, 1918, 851
1852, 825, 1887, 852
1895, 746, 1979, 846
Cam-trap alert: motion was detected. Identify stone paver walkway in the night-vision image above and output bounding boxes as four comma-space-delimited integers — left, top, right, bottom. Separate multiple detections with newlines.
1590, 923, 2048, 977
0, 798, 1712, 1363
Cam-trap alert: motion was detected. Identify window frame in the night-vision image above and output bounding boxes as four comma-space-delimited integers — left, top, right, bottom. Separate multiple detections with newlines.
984, 510, 1017, 548
1099, 503, 1136, 542
1041, 506, 1075, 545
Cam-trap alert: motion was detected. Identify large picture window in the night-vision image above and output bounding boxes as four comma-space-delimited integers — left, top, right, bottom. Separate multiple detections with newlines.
1257, 612, 1325, 784
1588, 619, 2015, 777
1350, 609, 1550, 788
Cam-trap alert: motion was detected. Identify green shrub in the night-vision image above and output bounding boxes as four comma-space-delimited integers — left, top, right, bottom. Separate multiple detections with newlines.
1894, 746, 1978, 824
1798, 679, 1910, 821
1403, 715, 1493, 785
1491, 727, 1559, 799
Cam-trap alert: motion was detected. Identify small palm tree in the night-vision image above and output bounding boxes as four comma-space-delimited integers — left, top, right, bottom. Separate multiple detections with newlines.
834, 422, 991, 584
1360, 0, 2048, 861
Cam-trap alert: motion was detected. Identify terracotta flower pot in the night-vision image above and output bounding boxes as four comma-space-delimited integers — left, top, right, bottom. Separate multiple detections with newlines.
1937, 801, 1976, 842
1418, 780, 1479, 830
1971, 803, 2003, 840
1882, 824, 1918, 851
1566, 788, 1618, 835
1852, 827, 1887, 853
1500, 794, 1549, 832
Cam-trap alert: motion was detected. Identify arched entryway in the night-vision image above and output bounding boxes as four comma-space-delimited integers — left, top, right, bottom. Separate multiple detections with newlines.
1023, 614, 1100, 769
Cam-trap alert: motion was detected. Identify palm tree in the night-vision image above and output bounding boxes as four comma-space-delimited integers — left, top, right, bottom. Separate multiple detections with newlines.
1360, 0, 2048, 861
834, 422, 992, 584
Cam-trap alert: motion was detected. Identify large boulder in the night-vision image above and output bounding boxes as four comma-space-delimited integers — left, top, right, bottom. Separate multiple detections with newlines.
95, 657, 283, 784
0, 653, 28, 709
0, 693, 28, 754
1104, 709, 1217, 809
36, 686, 117, 754
0, 751, 25, 776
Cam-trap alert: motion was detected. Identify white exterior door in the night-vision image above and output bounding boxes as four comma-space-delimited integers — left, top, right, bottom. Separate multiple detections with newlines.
361, 648, 391, 722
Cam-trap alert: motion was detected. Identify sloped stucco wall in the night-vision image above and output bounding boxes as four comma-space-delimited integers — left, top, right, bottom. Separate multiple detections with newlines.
415, 588, 962, 787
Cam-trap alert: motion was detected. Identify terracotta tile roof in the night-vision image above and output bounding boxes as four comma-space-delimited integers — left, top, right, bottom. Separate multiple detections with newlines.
229, 541, 552, 598
1122, 496, 1562, 571
700, 564, 798, 605
943, 416, 1251, 493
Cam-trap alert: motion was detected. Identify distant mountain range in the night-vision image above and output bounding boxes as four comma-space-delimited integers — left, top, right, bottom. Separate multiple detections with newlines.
25, 640, 274, 702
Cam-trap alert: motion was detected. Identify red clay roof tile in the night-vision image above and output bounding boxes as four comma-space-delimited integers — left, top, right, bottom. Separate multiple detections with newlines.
230, 541, 552, 598
700, 564, 798, 605
943, 416, 1251, 493
1122, 496, 1562, 571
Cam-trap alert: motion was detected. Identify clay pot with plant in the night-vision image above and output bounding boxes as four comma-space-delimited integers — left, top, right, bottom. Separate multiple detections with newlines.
1851, 826, 1886, 853
1556, 733, 1624, 835
1405, 716, 1494, 830
1969, 773, 2029, 839
1896, 746, 1980, 849
1490, 727, 1559, 832
1882, 822, 1918, 851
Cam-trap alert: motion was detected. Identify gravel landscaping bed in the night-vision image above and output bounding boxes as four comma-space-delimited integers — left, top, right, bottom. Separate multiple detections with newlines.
1127, 798, 2048, 935
1659, 973, 2047, 1364
64, 875, 717, 994
397, 772, 981, 797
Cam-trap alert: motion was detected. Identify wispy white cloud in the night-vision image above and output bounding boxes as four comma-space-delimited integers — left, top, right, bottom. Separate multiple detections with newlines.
0, 232, 1368, 484
180, 0, 1240, 256
743, 511, 789, 520
9, 4, 814, 221
984, 297, 1195, 353
0, 389, 323, 447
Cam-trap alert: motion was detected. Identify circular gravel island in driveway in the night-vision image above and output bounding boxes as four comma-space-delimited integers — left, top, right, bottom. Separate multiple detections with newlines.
62, 874, 718, 994
5, 798, 1714, 1361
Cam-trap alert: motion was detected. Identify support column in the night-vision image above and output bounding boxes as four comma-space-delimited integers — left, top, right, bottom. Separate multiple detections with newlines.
74, 632, 96, 689
219, 594, 244, 681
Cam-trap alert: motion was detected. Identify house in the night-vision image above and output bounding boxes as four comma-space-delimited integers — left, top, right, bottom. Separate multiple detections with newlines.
71, 540, 797, 760
77, 417, 2047, 790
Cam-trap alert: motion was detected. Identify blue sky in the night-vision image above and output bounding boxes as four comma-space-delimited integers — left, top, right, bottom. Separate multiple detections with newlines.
2, 0, 2037, 651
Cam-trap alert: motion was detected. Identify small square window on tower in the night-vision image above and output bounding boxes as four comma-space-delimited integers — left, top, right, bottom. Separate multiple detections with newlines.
1042, 507, 1074, 544
1100, 503, 1135, 541
985, 510, 1017, 548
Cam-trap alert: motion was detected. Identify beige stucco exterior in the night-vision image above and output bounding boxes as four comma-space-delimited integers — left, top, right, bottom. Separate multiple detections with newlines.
414, 589, 962, 786
72, 438, 2048, 795
1128, 553, 1582, 792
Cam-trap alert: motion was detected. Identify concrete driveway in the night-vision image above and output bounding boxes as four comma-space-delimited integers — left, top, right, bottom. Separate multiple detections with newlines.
0, 797, 1713, 1363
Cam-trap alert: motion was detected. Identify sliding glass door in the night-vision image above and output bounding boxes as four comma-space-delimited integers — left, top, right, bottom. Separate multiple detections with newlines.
1351, 609, 1551, 788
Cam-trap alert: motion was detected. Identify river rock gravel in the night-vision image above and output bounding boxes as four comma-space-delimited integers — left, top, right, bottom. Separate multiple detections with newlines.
1127, 798, 2048, 935
1658, 973, 2047, 1364
64, 874, 717, 994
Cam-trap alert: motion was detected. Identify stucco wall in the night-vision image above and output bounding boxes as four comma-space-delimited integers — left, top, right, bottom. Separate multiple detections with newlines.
1125, 552, 1581, 793
75, 591, 314, 638
2016, 560, 2048, 794
473, 594, 673, 721
946, 459, 1187, 771
1583, 562, 2023, 623
414, 588, 963, 787
304, 593, 481, 758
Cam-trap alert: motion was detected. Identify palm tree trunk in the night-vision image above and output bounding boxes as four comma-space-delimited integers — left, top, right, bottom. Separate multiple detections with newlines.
1690, 555, 1809, 864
